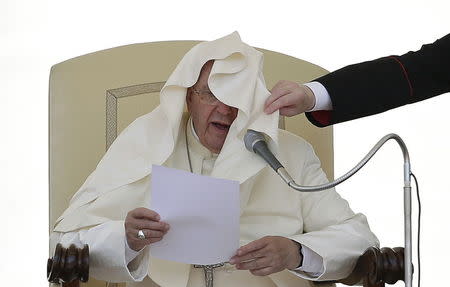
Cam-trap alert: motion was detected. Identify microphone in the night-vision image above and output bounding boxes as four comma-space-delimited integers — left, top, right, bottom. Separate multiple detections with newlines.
244, 129, 294, 184
244, 129, 282, 171
244, 129, 414, 287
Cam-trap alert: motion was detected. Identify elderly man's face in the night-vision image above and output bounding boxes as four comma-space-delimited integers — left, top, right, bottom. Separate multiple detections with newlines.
186, 61, 238, 153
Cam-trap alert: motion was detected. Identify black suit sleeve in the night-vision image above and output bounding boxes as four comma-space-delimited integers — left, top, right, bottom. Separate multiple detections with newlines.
306, 33, 450, 127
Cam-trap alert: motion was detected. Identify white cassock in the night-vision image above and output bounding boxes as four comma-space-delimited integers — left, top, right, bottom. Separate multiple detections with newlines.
50, 32, 379, 287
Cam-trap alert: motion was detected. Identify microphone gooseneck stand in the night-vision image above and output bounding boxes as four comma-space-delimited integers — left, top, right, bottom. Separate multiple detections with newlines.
245, 131, 413, 287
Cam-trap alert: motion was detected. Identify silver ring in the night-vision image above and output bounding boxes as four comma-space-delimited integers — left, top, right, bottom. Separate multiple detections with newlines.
137, 229, 146, 240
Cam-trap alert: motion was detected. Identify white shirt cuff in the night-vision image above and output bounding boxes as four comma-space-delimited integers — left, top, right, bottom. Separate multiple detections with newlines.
304, 81, 333, 111
294, 245, 324, 277
125, 237, 145, 265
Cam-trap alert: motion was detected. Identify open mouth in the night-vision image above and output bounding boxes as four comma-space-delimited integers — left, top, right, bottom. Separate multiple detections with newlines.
211, 122, 231, 131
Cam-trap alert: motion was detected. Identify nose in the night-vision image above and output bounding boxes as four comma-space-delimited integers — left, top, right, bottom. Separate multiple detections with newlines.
215, 101, 235, 115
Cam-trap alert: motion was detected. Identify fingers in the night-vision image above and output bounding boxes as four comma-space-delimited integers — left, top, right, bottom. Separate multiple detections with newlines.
235, 256, 270, 270
125, 208, 170, 233
133, 218, 169, 232
264, 81, 293, 111
230, 236, 299, 276
126, 232, 164, 251
229, 237, 269, 265
125, 222, 169, 251
231, 246, 266, 263
265, 93, 298, 115
235, 257, 282, 276
236, 237, 268, 257
126, 228, 165, 248
125, 208, 170, 251
129, 228, 165, 239
127, 231, 164, 243
125, 215, 170, 236
129, 207, 161, 221
265, 80, 315, 116
231, 244, 283, 276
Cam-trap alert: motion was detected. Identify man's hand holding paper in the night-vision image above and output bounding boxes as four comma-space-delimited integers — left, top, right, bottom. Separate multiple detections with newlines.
230, 236, 302, 275
125, 208, 170, 252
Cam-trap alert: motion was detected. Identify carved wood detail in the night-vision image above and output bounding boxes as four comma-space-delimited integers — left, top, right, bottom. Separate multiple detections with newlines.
47, 244, 406, 287
338, 246, 405, 287
47, 243, 89, 286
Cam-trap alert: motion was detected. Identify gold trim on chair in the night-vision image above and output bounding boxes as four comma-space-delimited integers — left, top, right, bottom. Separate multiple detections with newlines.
106, 82, 165, 149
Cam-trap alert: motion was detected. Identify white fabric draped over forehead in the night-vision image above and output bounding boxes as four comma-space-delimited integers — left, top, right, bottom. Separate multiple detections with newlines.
54, 31, 279, 232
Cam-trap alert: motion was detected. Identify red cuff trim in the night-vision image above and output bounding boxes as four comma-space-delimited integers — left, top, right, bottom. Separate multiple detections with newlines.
389, 56, 413, 98
310, 110, 332, 126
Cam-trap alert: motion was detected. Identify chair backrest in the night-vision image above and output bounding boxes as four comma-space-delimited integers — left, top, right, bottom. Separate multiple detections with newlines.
49, 41, 332, 286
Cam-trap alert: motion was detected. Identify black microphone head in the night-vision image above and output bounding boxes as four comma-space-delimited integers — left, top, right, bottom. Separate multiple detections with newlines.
244, 129, 266, 152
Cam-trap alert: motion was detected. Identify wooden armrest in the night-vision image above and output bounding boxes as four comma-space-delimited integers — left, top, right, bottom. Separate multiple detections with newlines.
338, 246, 405, 287
46, 244, 406, 287
47, 243, 89, 286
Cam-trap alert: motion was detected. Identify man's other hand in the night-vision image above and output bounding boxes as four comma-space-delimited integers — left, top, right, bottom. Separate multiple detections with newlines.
264, 80, 315, 116
125, 207, 170, 251
229, 236, 302, 276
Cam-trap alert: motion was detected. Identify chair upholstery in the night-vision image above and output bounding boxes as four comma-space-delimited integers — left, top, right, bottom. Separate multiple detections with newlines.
49, 41, 332, 286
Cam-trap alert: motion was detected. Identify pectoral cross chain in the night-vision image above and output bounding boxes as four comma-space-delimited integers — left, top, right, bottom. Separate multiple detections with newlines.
193, 263, 225, 287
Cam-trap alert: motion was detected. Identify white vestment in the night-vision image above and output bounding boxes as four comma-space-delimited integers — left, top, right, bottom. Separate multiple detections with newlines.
51, 116, 378, 286
50, 32, 378, 287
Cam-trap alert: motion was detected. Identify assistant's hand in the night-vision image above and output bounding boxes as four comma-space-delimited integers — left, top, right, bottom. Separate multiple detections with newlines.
229, 236, 302, 276
264, 80, 316, 116
125, 207, 170, 251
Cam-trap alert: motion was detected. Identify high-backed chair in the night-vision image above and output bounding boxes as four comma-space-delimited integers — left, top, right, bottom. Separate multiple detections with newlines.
48, 41, 402, 287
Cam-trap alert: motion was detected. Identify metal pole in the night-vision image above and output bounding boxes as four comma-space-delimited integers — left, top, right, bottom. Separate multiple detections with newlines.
404, 161, 413, 287
275, 134, 413, 287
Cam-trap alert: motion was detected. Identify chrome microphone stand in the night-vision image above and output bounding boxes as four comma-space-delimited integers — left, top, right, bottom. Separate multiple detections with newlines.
275, 133, 412, 287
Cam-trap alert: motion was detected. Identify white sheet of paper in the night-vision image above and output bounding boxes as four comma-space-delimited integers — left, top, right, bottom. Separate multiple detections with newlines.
149, 165, 240, 265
